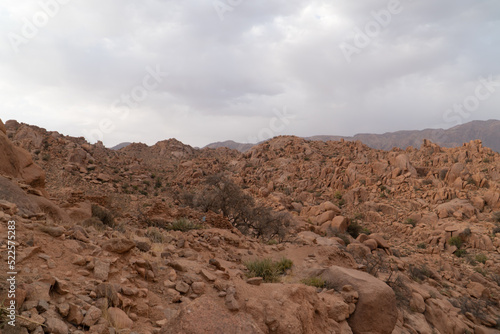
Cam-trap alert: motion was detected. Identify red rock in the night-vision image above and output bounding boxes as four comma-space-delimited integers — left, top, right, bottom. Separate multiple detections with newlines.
108, 307, 133, 329
313, 266, 397, 334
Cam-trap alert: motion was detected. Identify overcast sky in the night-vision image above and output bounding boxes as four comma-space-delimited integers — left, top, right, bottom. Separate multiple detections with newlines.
1, 0, 499, 148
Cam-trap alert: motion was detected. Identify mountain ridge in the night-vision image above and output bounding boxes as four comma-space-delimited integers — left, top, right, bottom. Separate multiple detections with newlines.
203, 119, 500, 153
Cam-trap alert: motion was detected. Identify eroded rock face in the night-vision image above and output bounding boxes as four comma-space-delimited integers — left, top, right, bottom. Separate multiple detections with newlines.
313, 266, 397, 334
0, 120, 45, 188
0, 119, 6, 134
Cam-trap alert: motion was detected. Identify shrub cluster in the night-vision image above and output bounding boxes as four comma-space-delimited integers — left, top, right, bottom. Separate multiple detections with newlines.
181, 174, 292, 241
244, 258, 293, 283
91, 204, 115, 227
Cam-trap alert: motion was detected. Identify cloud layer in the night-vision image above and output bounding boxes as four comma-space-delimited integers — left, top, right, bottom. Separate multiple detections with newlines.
1, 0, 499, 147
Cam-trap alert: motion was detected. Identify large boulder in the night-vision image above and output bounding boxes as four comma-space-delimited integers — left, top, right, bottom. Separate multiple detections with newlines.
0, 176, 39, 215
435, 199, 475, 219
0, 122, 45, 188
161, 295, 264, 334
312, 266, 397, 334
102, 238, 136, 253
445, 163, 468, 184
394, 154, 417, 176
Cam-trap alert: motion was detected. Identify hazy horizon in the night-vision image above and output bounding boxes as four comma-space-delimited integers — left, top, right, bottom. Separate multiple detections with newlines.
1, 0, 499, 148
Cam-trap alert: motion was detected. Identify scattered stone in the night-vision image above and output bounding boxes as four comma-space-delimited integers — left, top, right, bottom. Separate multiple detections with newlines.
102, 238, 136, 253
200, 269, 216, 282
82, 306, 102, 327
45, 317, 69, 334
94, 259, 111, 281
246, 277, 263, 286
191, 282, 206, 294
175, 281, 190, 294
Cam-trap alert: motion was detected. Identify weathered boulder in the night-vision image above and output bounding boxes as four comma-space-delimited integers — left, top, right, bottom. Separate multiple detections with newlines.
435, 199, 475, 219
107, 307, 133, 329
0, 127, 45, 188
312, 266, 397, 334
161, 295, 264, 334
102, 238, 136, 253
445, 163, 468, 184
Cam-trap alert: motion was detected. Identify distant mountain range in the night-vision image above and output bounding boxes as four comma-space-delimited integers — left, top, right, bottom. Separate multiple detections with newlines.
110, 142, 132, 150
204, 119, 500, 153
111, 119, 500, 153
203, 140, 255, 152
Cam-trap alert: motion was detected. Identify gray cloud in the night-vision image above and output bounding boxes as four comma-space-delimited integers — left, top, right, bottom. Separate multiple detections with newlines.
0, 0, 499, 147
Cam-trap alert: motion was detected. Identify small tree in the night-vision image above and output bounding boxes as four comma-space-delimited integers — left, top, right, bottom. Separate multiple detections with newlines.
193, 174, 291, 241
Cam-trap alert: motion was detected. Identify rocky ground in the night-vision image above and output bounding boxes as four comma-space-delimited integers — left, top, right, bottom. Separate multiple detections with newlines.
1, 118, 500, 333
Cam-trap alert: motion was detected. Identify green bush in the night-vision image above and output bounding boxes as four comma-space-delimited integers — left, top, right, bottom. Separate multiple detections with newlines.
417, 243, 427, 249
448, 236, 463, 248
455, 249, 467, 258
301, 277, 326, 288
145, 227, 164, 243
167, 218, 203, 232
404, 218, 416, 228
275, 258, 293, 272
475, 253, 487, 264
347, 220, 362, 239
244, 258, 293, 283
361, 227, 372, 235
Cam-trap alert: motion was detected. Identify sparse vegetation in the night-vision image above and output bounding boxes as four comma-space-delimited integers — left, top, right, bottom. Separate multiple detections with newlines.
455, 249, 467, 258
408, 264, 432, 282
474, 267, 488, 277
91, 204, 115, 227
404, 218, 416, 228
475, 253, 488, 264
188, 174, 292, 241
145, 227, 165, 243
387, 275, 411, 309
347, 220, 362, 238
448, 236, 463, 249
451, 296, 489, 322
417, 242, 427, 249
166, 218, 203, 232
327, 226, 351, 245
300, 277, 326, 288
244, 258, 293, 283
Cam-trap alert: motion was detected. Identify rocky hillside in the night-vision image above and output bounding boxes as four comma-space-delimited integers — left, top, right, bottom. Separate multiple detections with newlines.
2, 119, 500, 333
205, 119, 500, 153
